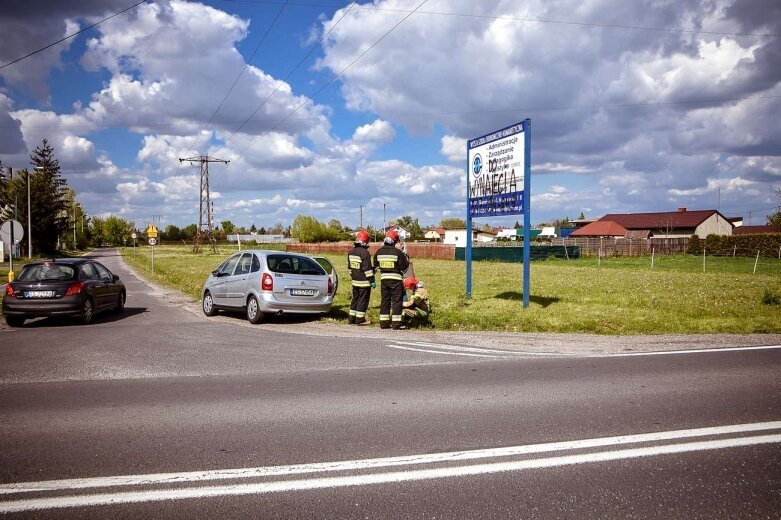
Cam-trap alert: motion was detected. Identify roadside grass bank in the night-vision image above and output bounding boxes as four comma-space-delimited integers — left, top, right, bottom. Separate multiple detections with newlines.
119, 245, 781, 335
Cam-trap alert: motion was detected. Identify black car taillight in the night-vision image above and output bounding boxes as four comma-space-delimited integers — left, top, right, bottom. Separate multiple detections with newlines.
65, 282, 84, 296
328, 277, 333, 296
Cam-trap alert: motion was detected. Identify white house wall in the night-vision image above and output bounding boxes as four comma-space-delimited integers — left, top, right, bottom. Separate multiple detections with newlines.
694, 214, 733, 237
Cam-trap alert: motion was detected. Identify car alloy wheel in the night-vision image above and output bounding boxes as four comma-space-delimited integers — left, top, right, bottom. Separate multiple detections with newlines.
246, 295, 263, 324
81, 298, 94, 324
202, 291, 218, 316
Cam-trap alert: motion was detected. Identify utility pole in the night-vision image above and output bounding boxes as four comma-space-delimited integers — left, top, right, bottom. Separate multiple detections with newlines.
178, 155, 229, 253
360, 205, 363, 229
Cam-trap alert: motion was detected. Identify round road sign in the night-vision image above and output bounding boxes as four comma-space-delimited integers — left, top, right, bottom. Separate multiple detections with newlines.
0, 219, 24, 244
131, 232, 137, 239
148, 237, 157, 246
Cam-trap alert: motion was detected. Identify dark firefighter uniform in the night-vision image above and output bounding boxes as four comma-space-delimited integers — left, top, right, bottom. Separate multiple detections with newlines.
374, 243, 410, 329
347, 244, 375, 324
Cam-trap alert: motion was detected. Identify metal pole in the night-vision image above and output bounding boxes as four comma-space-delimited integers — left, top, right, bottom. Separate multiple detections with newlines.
522, 118, 531, 309
702, 247, 705, 273
151, 244, 155, 274
753, 250, 759, 274
733, 245, 736, 258
27, 170, 32, 259
73, 202, 77, 248
651, 247, 655, 269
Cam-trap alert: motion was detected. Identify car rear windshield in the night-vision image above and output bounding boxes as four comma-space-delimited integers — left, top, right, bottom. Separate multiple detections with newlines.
17, 263, 77, 282
266, 255, 326, 275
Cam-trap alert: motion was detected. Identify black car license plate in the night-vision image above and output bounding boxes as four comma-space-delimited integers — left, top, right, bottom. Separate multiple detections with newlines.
290, 288, 316, 296
26, 290, 55, 298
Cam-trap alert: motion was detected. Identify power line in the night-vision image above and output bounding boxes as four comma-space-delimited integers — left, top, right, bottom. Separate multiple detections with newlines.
0, 0, 149, 71
203, 0, 290, 130
5, 94, 780, 131
223, 0, 359, 145
218, 1, 778, 38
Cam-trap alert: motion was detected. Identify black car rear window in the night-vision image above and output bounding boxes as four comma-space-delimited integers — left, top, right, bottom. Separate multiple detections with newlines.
266, 255, 326, 275
17, 263, 77, 282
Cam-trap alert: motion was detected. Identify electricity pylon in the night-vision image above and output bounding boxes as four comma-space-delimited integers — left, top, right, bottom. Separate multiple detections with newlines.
178, 155, 229, 253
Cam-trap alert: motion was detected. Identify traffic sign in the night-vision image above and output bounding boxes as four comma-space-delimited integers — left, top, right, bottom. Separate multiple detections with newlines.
0, 220, 24, 244
146, 225, 158, 239
148, 237, 157, 246
131, 232, 137, 240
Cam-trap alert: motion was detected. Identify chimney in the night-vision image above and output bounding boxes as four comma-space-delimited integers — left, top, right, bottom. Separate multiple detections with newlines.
677, 207, 686, 213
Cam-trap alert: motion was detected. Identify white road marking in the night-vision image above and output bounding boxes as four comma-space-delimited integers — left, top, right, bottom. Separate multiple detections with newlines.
1, 432, 779, 513
385, 344, 500, 358
1, 421, 778, 502
396, 341, 561, 357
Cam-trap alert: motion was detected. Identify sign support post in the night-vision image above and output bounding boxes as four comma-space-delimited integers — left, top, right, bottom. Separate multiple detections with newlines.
522, 119, 531, 308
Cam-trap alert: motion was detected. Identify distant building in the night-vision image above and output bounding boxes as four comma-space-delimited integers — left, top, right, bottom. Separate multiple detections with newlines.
443, 228, 497, 245
495, 228, 519, 240
571, 208, 733, 238
385, 226, 410, 240
424, 227, 446, 241
733, 225, 781, 235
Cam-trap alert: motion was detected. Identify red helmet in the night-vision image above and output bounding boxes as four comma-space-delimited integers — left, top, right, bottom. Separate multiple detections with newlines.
356, 230, 370, 244
386, 229, 399, 243
404, 277, 418, 290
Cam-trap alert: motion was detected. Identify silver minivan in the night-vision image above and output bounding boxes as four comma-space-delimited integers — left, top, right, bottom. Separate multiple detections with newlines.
201, 250, 337, 323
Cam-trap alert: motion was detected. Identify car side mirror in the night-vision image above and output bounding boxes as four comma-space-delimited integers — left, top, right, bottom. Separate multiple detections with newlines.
113, 274, 120, 282
212, 270, 221, 277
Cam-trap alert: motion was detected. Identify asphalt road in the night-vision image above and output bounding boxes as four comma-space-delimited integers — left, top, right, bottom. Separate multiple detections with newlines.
1, 249, 779, 518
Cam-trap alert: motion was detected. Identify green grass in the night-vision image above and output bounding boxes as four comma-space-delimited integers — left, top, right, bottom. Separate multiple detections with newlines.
120, 245, 781, 335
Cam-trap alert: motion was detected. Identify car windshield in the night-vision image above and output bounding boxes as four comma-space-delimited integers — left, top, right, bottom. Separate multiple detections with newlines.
17, 263, 77, 282
266, 255, 326, 276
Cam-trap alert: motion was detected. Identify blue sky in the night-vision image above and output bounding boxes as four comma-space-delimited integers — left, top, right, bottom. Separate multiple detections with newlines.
1, 0, 780, 230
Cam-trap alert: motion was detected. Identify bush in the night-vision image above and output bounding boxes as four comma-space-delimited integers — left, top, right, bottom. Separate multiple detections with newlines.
762, 290, 780, 306
702, 233, 781, 257
686, 234, 702, 255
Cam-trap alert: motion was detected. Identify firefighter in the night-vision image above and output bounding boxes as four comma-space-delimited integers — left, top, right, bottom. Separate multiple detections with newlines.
402, 277, 430, 326
347, 230, 375, 325
374, 229, 409, 329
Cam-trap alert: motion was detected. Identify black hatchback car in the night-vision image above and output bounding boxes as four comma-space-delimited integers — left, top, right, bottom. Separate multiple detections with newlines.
2, 258, 125, 327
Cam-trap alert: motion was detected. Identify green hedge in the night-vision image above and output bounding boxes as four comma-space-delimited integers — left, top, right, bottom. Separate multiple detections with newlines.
702, 233, 781, 258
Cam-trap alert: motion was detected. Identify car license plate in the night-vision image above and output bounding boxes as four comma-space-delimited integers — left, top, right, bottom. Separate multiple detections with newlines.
26, 290, 55, 298
290, 288, 316, 296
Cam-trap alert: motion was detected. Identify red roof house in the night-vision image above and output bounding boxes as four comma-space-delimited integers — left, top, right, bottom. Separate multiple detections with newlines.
570, 220, 628, 237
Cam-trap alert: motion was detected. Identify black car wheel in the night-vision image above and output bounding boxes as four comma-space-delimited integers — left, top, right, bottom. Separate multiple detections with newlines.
246, 295, 263, 324
81, 298, 94, 324
202, 291, 218, 316
5, 316, 25, 328
115, 291, 126, 313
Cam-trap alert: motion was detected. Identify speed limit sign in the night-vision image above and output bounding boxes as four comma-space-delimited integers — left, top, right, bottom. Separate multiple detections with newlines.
148, 237, 157, 246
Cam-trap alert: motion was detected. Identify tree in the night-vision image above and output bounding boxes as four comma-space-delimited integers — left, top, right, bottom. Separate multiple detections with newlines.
513, 220, 521, 229
578, 212, 586, 220
269, 222, 285, 235
767, 189, 781, 226
28, 140, 70, 253
250, 223, 257, 233
162, 224, 181, 242
291, 215, 338, 243
440, 217, 466, 229
181, 224, 197, 240
90, 217, 106, 246
259, 227, 267, 235
220, 220, 235, 235
103, 215, 134, 246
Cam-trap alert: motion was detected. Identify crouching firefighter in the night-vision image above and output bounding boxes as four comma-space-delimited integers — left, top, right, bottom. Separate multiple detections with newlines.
374, 230, 410, 329
402, 277, 430, 326
347, 230, 375, 325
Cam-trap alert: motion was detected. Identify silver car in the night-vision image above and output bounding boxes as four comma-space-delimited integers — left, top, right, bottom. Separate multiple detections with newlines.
201, 250, 338, 323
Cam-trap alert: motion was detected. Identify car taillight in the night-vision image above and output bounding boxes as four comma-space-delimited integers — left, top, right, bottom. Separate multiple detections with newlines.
261, 273, 273, 291
327, 277, 333, 296
5, 284, 15, 297
65, 282, 84, 296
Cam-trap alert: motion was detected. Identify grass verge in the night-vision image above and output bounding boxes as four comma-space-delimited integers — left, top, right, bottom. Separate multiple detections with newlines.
120, 245, 781, 335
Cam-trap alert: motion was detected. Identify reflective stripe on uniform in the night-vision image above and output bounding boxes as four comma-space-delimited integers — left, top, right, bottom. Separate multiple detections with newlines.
364, 269, 375, 277
348, 310, 356, 316
391, 315, 402, 322
354, 311, 366, 318
352, 280, 371, 287
348, 255, 362, 269
380, 273, 403, 281
379, 314, 391, 321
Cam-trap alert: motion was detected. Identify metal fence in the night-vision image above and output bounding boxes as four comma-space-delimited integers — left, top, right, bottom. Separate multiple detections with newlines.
547, 237, 690, 257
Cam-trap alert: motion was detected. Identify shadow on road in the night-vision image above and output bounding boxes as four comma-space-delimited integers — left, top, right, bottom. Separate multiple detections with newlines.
494, 291, 560, 308
15, 307, 147, 328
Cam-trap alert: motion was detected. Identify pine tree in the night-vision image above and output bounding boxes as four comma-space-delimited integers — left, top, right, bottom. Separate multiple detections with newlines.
29, 139, 70, 253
